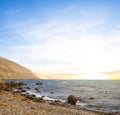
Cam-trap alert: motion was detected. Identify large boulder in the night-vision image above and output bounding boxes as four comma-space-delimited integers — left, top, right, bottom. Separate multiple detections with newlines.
67, 95, 77, 105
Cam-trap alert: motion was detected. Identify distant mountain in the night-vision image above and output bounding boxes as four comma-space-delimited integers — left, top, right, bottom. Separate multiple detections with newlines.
0, 57, 38, 79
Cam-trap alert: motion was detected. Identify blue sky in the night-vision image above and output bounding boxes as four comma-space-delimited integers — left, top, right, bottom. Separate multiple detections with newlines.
0, 0, 120, 79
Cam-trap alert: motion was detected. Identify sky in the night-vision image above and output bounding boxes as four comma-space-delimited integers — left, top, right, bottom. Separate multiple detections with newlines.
0, 0, 120, 79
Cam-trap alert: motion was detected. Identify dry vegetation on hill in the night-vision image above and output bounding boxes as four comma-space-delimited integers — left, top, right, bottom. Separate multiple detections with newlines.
0, 57, 37, 79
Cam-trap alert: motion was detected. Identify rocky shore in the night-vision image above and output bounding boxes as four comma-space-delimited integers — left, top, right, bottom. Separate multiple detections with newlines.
0, 80, 119, 115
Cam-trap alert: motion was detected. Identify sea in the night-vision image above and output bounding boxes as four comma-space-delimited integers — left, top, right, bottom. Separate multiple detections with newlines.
7, 80, 120, 112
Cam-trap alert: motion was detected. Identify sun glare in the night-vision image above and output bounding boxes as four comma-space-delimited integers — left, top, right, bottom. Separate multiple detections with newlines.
78, 67, 110, 80
80, 72, 109, 80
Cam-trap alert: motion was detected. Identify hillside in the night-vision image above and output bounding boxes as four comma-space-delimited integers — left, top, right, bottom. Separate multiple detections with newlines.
0, 57, 38, 79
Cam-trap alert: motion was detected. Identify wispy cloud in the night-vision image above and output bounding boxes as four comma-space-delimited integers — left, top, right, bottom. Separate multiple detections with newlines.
2, 6, 119, 77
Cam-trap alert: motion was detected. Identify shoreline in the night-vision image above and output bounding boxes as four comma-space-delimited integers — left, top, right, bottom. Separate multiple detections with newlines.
0, 80, 120, 115
0, 90, 115, 115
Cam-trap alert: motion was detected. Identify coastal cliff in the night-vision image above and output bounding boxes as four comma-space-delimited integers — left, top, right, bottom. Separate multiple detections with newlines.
0, 57, 38, 79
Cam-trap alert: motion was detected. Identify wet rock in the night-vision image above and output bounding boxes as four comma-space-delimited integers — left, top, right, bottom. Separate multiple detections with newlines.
67, 95, 77, 105
17, 82, 26, 86
25, 87, 31, 89
4, 86, 12, 91
0, 83, 12, 91
36, 82, 43, 85
5, 81, 25, 88
34, 88, 39, 90
33, 97, 40, 102
18, 87, 23, 90
35, 88, 41, 92
31, 94, 36, 97
33, 96, 45, 102
21, 89, 26, 92
26, 95, 36, 100
50, 92, 54, 94
88, 97, 95, 100
41, 95, 45, 99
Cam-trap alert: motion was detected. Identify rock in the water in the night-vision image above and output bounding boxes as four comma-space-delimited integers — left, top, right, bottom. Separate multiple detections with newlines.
50, 92, 54, 94
36, 82, 43, 85
88, 97, 95, 100
25, 87, 31, 89
67, 95, 77, 105
35, 88, 41, 92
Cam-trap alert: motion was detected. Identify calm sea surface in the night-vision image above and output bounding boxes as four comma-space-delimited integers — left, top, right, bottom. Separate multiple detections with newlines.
8, 80, 120, 112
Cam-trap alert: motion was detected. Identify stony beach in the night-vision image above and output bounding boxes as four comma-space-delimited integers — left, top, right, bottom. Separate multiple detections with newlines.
0, 90, 99, 115
0, 80, 119, 115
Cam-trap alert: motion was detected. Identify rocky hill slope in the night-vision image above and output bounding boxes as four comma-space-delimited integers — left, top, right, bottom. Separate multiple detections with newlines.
0, 57, 38, 79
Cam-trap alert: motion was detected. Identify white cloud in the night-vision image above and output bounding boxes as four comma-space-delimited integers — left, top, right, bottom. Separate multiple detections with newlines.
8, 7, 120, 74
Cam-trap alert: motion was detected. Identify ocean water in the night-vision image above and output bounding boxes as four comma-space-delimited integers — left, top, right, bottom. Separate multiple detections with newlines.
9, 80, 120, 112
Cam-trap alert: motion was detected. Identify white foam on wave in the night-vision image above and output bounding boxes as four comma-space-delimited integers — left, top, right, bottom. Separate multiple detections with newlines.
26, 90, 65, 102
76, 101, 87, 107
